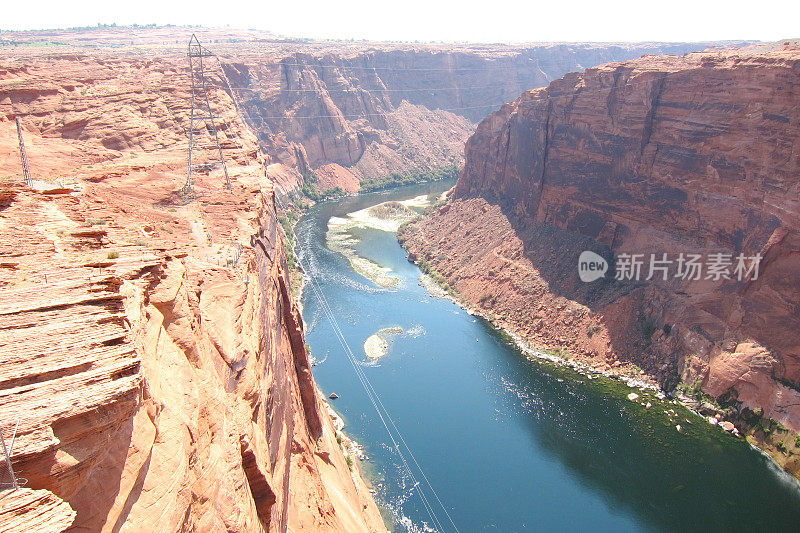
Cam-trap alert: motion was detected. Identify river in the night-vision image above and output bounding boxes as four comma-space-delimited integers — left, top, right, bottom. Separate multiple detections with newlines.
295, 180, 800, 532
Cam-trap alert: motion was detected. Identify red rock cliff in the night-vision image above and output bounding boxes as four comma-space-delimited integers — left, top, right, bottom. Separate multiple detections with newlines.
402, 42, 800, 465
0, 45, 385, 532
225, 41, 727, 191
0, 27, 730, 196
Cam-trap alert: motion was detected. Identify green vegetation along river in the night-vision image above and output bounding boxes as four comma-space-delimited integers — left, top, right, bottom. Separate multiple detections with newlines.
296, 180, 800, 532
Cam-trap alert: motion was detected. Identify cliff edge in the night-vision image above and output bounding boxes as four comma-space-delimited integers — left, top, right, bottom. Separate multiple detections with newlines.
0, 47, 385, 532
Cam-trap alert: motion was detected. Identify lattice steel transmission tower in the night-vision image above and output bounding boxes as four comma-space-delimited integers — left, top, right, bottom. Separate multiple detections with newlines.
15, 117, 32, 187
185, 34, 231, 193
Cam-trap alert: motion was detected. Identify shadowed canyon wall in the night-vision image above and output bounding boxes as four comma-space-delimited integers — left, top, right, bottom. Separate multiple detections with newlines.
402, 41, 800, 471
222, 41, 732, 193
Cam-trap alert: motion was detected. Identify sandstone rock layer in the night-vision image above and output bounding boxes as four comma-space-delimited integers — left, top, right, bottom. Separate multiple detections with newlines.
404, 43, 800, 443
0, 37, 385, 532
1, 27, 731, 200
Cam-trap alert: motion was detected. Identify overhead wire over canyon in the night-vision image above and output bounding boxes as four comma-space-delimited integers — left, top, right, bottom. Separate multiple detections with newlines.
176, 41, 462, 529
297, 251, 461, 533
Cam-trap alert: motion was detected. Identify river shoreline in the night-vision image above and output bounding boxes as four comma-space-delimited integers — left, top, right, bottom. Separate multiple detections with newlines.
404, 234, 800, 484
296, 183, 797, 478
294, 181, 800, 530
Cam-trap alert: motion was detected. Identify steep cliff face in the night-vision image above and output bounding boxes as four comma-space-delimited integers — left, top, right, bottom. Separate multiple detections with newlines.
0, 27, 735, 197
224, 41, 727, 190
403, 42, 800, 464
0, 47, 385, 532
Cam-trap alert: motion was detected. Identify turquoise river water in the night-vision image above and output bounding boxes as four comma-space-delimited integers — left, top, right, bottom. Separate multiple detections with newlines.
296, 180, 800, 532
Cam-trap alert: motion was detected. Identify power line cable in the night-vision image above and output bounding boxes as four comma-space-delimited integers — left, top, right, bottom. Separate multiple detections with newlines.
299, 260, 456, 531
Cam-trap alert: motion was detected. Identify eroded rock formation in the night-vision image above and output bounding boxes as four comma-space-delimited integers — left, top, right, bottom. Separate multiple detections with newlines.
223, 40, 728, 190
0, 39, 384, 532
402, 41, 800, 471
0, 27, 734, 199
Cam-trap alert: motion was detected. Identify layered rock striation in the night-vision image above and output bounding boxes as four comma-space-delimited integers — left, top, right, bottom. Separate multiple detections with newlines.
0, 42, 385, 532
402, 42, 800, 468
224, 40, 728, 191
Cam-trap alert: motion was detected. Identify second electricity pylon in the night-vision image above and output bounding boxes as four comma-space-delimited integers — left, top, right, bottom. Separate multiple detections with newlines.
185, 34, 231, 193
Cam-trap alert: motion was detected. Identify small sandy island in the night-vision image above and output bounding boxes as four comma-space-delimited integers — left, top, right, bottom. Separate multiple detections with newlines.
327, 196, 432, 288
363, 326, 404, 359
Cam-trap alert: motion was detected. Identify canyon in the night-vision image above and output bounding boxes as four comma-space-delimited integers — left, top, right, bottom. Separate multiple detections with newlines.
401, 40, 800, 475
0, 23, 793, 530
0, 29, 387, 532
1, 26, 730, 197
223, 39, 723, 193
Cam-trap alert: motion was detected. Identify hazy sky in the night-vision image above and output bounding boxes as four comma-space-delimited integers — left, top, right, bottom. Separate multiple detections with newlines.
4, 0, 799, 43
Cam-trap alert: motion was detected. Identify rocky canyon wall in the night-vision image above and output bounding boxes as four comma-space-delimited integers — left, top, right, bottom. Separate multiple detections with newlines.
0, 28, 737, 198
0, 45, 385, 532
402, 41, 800, 469
222, 41, 729, 193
